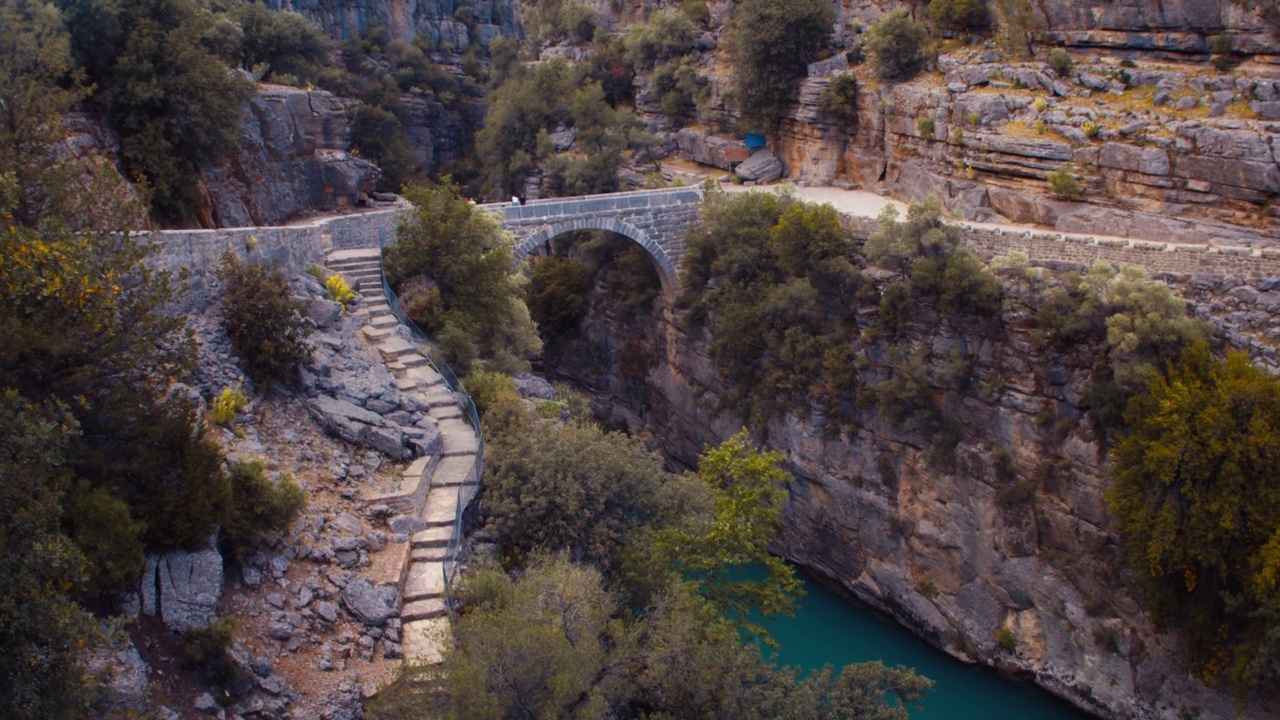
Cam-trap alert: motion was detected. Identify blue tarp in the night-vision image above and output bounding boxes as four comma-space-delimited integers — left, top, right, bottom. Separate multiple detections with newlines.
744, 133, 766, 149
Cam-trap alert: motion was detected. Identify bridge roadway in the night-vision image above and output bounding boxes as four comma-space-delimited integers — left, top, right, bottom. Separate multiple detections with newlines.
483, 186, 704, 295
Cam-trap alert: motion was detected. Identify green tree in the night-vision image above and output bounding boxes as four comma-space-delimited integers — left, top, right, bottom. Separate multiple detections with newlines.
217, 251, 313, 386
527, 255, 595, 337
480, 395, 677, 573
384, 181, 540, 373
819, 74, 860, 126
729, 0, 833, 133
992, 0, 1043, 58
927, 0, 991, 34
224, 0, 334, 84
0, 391, 106, 719
866, 9, 928, 81
1109, 343, 1280, 694
657, 430, 803, 637
61, 0, 256, 221
220, 458, 306, 562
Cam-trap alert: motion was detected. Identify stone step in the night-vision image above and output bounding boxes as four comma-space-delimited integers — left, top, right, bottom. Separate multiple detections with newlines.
417, 386, 455, 408
422, 487, 460, 528
412, 545, 448, 563
403, 562, 445, 602
388, 355, 430, 372
326, 248, 381, 263
429, 404, 464, 421
432, 454, 477, 488
411, 525, 453, 549
370, 314, 399, 329
404, 363, 445, 386
394, 376, 420, 392
376, 336, 418, 361
438, 420, 480, 455
361, 324, 399, 341
402, 617, 449, 665
401, 597, 447, 623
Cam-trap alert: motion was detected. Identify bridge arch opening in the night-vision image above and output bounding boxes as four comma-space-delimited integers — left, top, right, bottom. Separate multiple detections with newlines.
512, 217, 679, 298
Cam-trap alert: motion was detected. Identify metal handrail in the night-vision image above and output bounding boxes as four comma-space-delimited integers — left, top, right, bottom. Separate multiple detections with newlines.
377, 251, 484, 613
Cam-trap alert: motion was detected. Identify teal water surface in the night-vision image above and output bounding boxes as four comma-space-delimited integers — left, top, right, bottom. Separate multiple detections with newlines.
761, 571, 1095, 720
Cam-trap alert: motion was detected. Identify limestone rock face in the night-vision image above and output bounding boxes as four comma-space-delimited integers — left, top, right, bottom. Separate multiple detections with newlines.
268, 0, 520, 52
200, 86, 380, 227
139, 544, 224, 632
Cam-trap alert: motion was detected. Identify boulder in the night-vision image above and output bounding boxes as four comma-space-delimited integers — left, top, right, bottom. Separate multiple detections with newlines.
342, 578, 399, 627
514, 373, 556, 400
306, 299, 342, 328
139, 544, 223, 632
735, 149, 784, 183
86, 643, 150, 715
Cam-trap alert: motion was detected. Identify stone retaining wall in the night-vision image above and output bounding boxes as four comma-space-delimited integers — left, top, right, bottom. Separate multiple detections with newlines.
847, 215, 1280, 281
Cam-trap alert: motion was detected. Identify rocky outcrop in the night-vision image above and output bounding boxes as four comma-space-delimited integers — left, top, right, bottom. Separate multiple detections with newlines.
266, 0, 520, 50
139, 542, 224, 632
200, 85, 381, 227
764, 55, 1280, 246
541, 240, 1280, 720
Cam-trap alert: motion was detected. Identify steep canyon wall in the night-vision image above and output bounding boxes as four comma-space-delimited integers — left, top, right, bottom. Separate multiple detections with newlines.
543, 216, 1280, 720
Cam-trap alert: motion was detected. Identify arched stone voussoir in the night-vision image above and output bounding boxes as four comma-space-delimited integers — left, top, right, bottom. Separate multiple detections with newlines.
512, 216, 680, 296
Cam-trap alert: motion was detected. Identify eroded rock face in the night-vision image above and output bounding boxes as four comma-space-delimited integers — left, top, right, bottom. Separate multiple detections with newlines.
200, 86, 380, 227
266, 0, 520, 51
139, 543, 224, 632
542, 256, 1280, 720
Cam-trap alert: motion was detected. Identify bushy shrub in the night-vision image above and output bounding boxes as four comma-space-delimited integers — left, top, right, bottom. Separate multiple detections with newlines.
220, 458, 306, 562
462, 369, 519, 416
995, 626, 1017, 652
927, 0, 990, 33
866, 9, 927, 81
1046, 166, 1082, 200
184, 618, 245, 691
217, 252, 313, 386
210, 384, 248, 425
325, 274, 356, 306
819, 74, 860, 126
729, 0, 834, 131
916, 115, 936, 140
1047, 48, 1074, 77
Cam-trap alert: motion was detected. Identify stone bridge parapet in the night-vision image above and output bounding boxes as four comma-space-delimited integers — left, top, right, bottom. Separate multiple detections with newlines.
488, 186, 704, 295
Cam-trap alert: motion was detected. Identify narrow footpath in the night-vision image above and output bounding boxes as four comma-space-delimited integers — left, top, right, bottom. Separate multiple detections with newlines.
325, 248, 481, 666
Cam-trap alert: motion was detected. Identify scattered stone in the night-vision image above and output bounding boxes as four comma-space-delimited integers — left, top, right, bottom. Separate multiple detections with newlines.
139, 544, 223, 632
316, 600, 341, 623
514, 373, 555, 400
342, 578, 398, 627
249, 656, 273, 678
268, 622, 294, 641
194, 692, 219, 715
266, 593, 286, 610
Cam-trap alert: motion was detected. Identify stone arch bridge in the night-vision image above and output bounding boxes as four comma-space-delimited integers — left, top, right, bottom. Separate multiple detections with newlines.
487, 186, 704, 296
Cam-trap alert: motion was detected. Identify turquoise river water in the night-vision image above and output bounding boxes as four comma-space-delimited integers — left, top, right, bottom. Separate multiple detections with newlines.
761, 570, 1095, 719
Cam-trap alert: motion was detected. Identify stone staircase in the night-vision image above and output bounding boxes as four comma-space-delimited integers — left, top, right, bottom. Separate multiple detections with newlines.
325, 248, 482, 665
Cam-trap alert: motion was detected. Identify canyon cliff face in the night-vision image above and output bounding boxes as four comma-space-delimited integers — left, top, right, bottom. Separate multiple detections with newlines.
266, 0, 520, 48
199, 85, 381, 227
542, 247, 1279, 720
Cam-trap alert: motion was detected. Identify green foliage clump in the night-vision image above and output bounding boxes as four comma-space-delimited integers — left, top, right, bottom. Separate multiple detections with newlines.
461, 369, 519, 416
681, 187, 871, 421
927, 0, 991, 33
1030, 261, 1209, 428
222, 0, 335, 84
1109, 343, 1280, 694
210, 383, 248, 425
994, 626, 1017, 653
217, 252, 313, 386
621, 9, 696, 69
819, 74, 860, 126
992, 0, 1043, 58
63, 0, 256, 221
866, 9, 928, 81
385, 181, 540, 374
1046, 166, 1082, 200
1047, 48, 1074, 77
220, 458, 306, 562
183, 617, 245, 691
866, 197, 1002, 318
325, 273, 355, 306
480, 394, 675, 575
476, 58, 651, 199
729, 0, 834, 133
916, 115, 936, 140
527, 255, 594, 338
651, 55, 709, 128
0, 390, 109, 719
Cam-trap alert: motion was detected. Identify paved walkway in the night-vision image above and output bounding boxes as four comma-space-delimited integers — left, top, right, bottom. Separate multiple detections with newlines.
326, 248, 482, 666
